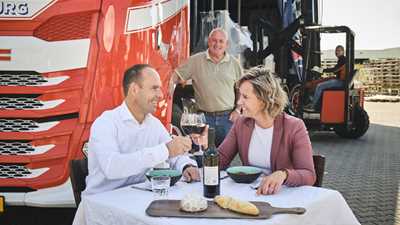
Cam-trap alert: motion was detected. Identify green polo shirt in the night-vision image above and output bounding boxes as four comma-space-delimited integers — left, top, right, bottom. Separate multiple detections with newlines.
175, 51, 243, 112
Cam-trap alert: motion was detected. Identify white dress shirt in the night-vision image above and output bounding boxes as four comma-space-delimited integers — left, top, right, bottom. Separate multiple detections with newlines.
248, 124, 273, 174
83, 102, 196, 195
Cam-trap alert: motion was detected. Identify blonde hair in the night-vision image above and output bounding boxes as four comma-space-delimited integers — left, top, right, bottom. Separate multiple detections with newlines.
237, 67, 288, 118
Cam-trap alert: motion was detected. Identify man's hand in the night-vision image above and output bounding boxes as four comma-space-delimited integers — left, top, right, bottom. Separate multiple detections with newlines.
190, 125, 208, 149
229, 109, 241, 122
256, 170, 287, 195
169, 72, 185, 97
311, 66, 324, 74
166, 135, 192, 158
182, 166, 200, 182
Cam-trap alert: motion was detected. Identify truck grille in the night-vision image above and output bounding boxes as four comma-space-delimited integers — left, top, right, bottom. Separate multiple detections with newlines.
0, 97, 44, 110
0, 119, 39, 132
33, 11, 93, 41
0, 141, 54, 156
0, 164, 48, 179
0, 73, 47, 86
0, 141, 35, 155
0, 164, 32, 178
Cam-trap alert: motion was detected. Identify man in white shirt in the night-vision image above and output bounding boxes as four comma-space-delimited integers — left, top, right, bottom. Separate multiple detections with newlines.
84, 64, 199, 195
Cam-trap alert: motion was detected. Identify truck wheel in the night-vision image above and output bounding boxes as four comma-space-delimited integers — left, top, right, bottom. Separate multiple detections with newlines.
334, 106, 369, 139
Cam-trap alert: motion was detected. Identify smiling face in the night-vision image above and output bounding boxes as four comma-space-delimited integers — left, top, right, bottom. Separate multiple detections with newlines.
207, 30, 228, 59
131, 67, 163, 115
237, 81, 266, 119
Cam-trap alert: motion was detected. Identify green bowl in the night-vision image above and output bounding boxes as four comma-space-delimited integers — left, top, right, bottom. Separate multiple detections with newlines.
226, 166, 262, 183
145, 169, 182, 186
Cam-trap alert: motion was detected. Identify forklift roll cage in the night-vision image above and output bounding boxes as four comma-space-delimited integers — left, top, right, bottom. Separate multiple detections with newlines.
300, 25, 356, 126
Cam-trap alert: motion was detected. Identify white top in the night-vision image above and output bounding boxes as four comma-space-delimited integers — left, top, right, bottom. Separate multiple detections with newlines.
248, 124, 273, 174
83, 102, 196, 195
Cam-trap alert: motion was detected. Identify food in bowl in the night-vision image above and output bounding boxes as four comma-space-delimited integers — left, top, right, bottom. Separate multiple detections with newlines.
226, 166, 262, 183
145, 169, 182, 186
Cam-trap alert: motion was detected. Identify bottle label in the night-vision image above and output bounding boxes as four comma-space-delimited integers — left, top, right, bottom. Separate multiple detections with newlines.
203, 166, 219, 185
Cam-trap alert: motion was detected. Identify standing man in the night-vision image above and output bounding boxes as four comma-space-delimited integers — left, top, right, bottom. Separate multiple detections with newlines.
170, 28, 243, 146
84, 64, 199, 196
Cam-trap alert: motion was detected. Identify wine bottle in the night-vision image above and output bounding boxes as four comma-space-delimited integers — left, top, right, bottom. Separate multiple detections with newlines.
203, 128, 220, 198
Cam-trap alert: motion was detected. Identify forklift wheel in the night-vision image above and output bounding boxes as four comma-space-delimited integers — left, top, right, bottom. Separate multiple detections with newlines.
288, 84, 302, 116
334, 106, 369, 139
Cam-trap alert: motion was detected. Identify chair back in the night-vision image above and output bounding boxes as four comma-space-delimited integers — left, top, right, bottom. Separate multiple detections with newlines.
313, 155, 326, 187
69, 158, 88, 205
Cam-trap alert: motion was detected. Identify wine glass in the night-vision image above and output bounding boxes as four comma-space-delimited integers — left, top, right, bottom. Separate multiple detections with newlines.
180, 112, 207, 154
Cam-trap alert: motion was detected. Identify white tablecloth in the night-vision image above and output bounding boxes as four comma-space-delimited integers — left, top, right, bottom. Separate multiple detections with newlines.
73, 177, 360, 225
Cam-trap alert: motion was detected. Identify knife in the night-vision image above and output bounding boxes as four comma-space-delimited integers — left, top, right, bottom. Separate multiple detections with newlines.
131, 185, 152, 192
220, 175, 230, 180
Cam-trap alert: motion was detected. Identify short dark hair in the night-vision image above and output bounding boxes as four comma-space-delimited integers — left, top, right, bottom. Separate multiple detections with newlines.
123, 64, 151, 96
336, 45, 344, 51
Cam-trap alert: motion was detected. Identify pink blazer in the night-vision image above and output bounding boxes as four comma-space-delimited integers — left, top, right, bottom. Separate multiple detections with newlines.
219, 113, 316, 186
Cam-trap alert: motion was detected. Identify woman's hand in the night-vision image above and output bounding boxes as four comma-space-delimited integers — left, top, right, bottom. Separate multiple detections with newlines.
256, 170, 287, 195
229, 109, 241, 122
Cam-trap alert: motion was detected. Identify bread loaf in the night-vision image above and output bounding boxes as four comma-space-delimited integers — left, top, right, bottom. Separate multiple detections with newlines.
214, 195, 231, 209
214, 195, 259, 216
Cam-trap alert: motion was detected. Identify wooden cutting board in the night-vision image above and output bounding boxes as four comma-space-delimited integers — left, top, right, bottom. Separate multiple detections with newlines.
146, 199, 305, 219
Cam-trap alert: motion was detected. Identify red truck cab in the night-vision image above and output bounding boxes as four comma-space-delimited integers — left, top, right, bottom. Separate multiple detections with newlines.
0, 0, 189, 207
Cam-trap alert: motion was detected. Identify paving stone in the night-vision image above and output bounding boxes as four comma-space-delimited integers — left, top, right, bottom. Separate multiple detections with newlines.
311, 122, 400, 225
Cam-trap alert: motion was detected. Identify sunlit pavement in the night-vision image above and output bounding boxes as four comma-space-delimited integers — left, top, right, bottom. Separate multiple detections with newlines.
231, 102, 400, 224
311, 102, 400, 225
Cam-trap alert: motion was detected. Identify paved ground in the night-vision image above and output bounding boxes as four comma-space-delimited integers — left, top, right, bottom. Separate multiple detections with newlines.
1, 102, 399, 225
231, 102, 400, 225
364, 102, 400, 128
310, 102, 400, 225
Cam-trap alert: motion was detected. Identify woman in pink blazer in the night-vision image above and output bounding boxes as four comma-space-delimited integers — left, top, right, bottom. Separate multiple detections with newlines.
219, 67, 316, 195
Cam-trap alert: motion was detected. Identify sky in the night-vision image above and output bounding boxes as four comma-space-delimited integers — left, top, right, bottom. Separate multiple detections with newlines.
320, 0, 400, 50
